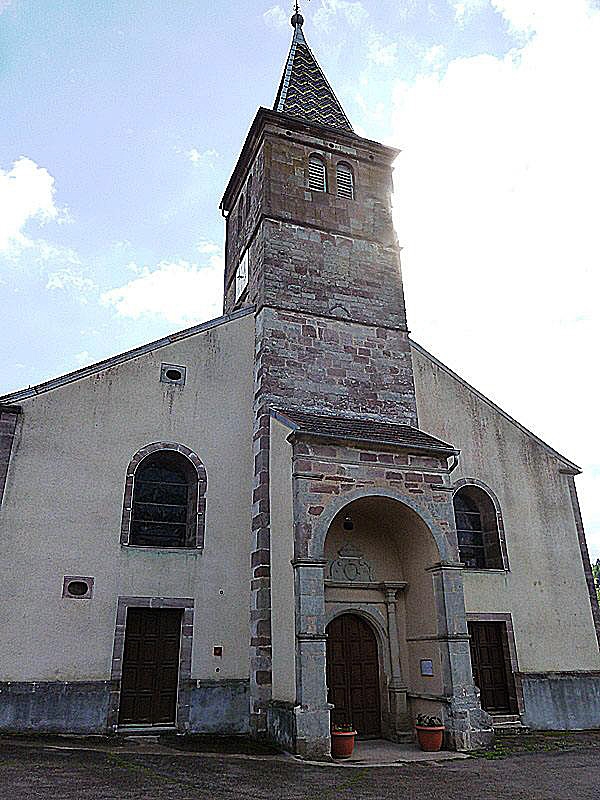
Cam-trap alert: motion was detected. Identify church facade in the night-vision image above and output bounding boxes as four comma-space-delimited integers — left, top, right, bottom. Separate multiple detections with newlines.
1, 15, 599, 759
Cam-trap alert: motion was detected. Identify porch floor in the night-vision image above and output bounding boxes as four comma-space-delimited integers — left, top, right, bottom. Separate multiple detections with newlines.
310, 738, 470, 767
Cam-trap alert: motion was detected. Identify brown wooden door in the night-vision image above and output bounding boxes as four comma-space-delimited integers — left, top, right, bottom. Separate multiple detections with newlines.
468, 621, 512, 713
326, 614, 381, 736
119, 608, 182, 726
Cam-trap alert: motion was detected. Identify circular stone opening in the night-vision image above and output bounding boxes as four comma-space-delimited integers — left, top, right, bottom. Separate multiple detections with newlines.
67, 580, 89, 597
165, 368, 182, 381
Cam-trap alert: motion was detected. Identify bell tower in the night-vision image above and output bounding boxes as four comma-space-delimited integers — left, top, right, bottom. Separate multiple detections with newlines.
220, 10, 421, 741
220, 11, 417, 425
219, 13, 491, 757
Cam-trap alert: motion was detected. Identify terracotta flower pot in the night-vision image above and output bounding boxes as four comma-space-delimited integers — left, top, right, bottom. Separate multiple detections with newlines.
331, 730, 357, 759
415, 725, 445, 752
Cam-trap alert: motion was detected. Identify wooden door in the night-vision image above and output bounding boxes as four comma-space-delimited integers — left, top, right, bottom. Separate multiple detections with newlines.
119, 608, 182, 726
468, 621, 512, 713
326, 614, 381, 736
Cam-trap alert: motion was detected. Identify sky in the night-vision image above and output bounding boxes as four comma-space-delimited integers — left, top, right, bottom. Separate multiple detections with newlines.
1, 0, 599, 555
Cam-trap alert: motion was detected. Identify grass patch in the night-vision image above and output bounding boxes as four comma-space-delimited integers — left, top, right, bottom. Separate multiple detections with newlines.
473, 730, 600, 760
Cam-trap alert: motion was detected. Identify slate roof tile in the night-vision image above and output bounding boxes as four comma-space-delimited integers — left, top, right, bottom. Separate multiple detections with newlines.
273, 408, 459, 454
273, 15, 354, 133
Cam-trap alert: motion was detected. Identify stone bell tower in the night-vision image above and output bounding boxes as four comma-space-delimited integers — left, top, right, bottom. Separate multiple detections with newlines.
220, 12, 492, 757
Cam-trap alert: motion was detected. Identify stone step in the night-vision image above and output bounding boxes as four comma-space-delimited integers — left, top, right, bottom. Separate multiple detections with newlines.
492, 714, 529, 735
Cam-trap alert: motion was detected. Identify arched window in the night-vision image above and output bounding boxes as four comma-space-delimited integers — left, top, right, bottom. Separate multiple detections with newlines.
122, 446, 207, 549
453, 485, 503, 569
308, 155, 327, 192
246, 175, 252, 217
238, 194, 244, 229
336, 162, 354, 199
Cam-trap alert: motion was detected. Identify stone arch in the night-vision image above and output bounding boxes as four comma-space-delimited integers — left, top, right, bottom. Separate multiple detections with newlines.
452, 477, 508, 570
310, 486, 450, 563
120, 442, 207, 549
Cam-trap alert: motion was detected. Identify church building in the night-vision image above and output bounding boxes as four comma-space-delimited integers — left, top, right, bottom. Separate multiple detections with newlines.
1, 13, 599, 759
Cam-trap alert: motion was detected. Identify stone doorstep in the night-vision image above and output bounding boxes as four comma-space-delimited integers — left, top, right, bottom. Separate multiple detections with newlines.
297, 739, 470, 768
492, 714, 529, 735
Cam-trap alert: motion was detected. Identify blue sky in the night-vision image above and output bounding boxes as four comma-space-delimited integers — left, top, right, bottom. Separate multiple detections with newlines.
1, 0, 599, 555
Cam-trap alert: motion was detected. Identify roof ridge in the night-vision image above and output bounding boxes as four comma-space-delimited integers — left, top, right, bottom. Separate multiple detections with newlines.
0, 306, 255, 405
410, 339, 581, 473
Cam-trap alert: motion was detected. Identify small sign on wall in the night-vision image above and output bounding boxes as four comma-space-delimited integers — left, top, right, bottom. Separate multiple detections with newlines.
420, 659, 434, 677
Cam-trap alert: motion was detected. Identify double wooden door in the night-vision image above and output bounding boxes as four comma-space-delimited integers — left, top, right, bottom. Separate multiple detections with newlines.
119, 608, 182, 726
468, 621, 513, 713
326, 614, 381, 736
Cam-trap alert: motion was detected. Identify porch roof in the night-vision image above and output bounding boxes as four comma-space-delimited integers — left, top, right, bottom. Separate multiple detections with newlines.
272, 409, 459, 456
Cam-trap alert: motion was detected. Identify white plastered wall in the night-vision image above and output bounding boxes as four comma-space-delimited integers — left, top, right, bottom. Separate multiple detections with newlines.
411, 344, 600, 672
0, 313, 255, 682
269, 418, 296, 702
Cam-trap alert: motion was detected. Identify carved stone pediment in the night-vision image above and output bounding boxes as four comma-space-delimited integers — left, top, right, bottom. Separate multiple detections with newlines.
329, 542, 374, 582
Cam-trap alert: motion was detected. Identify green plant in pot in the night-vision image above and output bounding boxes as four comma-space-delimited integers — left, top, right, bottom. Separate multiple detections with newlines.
331, 723, 357, 759
415, 714, 445, 752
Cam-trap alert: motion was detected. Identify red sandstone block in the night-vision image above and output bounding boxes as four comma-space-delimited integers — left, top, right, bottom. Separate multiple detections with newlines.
385, 471, 405, 480
310, 483, 339, 494
360, 452, 378, 462
405, 472, 424, 482
424, 474, 444, 484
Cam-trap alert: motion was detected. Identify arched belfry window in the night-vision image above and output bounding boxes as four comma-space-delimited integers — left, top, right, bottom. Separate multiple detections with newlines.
453, 485, 504, 570
121, 444, 207, 549
308, 155, 327, 192
336, 162, 354, 199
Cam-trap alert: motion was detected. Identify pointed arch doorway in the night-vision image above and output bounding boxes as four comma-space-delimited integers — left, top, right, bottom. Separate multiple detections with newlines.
326, 613, 381, 737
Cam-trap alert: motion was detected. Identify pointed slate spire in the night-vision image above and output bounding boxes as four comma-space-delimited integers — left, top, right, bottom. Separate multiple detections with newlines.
273, 12, 354, 133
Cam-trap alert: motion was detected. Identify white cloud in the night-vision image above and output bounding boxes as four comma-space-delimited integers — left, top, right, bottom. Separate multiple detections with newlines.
185, 147, 219, 167
423, 44, 445, 66
196, 239, 221, 255
263, 5, 288, 29
390, 1, 600, 552
313, 0, 369, 32
101, 256, 222, 325
74, 351, 91, 366
0, 157, 59, 252
452, 0, 487, 24
366, 33, 398, 67
46, 266, 96, 296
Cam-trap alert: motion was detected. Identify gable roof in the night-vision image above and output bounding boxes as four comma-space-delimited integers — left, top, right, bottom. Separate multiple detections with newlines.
0, 306, 255, 404
273, 408, 459, 455
410, 339, 581, 474
273, 14, 354, 133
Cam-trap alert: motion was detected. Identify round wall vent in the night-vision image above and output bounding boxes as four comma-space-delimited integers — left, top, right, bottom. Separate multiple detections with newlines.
62, 576, 94, 599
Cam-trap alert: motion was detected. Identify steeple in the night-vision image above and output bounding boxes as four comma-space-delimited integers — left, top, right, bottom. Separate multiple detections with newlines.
273, 11, 354, 133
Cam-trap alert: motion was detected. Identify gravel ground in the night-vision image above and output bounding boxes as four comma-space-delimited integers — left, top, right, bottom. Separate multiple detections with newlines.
0, 734, 599, 800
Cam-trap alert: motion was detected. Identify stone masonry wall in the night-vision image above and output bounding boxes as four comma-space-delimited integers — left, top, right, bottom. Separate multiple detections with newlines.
257, 307, 417, 423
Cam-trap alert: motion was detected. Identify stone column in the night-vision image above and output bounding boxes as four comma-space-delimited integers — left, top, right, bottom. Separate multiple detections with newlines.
383, 586, 410, 736
292, 558, 331, 760
427, 562, 494, 750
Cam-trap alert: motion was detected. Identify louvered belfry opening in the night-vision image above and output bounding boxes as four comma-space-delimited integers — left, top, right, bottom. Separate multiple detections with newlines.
336, 162, 354, 199
308, 155, 327, 192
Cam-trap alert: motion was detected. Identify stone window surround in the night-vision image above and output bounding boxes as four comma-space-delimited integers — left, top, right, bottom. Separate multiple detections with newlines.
120, 442, 207, 550
307, 152, 358, 199
452, 477, 510, 572
466, 611, 524, 715
107, 595, 194, 732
